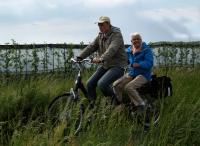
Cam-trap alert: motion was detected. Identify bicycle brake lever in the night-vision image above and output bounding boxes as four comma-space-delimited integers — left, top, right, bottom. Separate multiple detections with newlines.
70, 58, 77, 63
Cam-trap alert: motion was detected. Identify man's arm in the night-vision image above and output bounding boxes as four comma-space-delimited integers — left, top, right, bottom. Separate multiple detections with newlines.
79, 36, 99, 59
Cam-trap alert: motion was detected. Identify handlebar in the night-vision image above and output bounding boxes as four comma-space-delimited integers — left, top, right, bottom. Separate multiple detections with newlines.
70, 58, 92, 64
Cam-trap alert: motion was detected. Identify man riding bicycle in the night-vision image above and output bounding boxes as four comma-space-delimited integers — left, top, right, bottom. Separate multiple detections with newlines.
77, 16, 127, 107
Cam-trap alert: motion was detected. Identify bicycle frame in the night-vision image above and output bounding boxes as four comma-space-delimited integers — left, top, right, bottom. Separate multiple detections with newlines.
69, 58, 90, 100
48, 58, 165, 136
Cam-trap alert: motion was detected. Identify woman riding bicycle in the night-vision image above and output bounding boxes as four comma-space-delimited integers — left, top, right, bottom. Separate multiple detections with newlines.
113, 32, 154, 113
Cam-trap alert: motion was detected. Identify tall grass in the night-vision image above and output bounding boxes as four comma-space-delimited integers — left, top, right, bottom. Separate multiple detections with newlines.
0, 69, 200, 146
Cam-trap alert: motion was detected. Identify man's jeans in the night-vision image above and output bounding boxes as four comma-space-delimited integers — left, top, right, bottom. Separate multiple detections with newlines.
86, 66, 124, 101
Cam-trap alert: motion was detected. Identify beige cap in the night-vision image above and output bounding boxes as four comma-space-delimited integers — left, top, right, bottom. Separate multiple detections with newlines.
96, 16, 111, 24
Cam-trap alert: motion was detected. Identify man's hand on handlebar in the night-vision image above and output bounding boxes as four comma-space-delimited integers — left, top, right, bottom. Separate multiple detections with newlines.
76, 56, 83, 62
75, 56, 103, 64
92, 57, 103, 64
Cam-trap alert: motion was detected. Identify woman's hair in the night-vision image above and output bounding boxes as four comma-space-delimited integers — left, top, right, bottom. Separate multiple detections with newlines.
130, 32, 142, 40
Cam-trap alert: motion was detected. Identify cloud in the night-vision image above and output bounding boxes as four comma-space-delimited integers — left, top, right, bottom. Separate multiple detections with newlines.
0, 0, 137, 12
139, 7, 200, 40
0, 0, 79, 16
140, 7, 200, 22
0, 18, 97, 44
0, 0, 36, 13
0, 0, 200, 43
81, 0, 136, 8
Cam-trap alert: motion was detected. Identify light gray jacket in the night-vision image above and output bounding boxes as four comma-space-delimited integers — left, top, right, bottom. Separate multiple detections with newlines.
79, 26, 127, 69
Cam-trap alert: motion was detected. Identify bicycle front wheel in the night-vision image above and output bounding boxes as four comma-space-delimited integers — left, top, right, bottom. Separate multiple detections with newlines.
48, 92, 83, 137
48, 92, 73, 126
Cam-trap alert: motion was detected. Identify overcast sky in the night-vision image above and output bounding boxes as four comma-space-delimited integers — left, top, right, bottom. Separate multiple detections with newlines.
0, 0, 200, 44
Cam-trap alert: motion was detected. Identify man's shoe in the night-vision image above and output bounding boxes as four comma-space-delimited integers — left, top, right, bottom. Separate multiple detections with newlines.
111, 95, 122, 106
88, 100, 95, 110
111, 97, 121, 106
144, 123, 150, 133
135, 105, 146, 115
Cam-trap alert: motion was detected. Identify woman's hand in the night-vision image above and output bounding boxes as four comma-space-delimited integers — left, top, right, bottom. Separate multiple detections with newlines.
132, 63, 140, 68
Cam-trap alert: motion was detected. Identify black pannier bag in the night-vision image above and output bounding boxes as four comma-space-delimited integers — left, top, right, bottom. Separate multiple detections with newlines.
150, 75, 173, 99
137, 75, 173, 99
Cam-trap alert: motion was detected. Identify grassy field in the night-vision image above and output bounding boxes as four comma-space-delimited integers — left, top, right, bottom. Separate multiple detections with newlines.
0, 68, 200, 146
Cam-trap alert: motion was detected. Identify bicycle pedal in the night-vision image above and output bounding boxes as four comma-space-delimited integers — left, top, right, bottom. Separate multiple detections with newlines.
130, 111, 137, 117
144, 125, 150, 133
102, 114, 107, 119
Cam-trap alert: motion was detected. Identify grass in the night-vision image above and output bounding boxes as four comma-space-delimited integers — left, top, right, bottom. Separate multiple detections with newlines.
0, 68, 200, 146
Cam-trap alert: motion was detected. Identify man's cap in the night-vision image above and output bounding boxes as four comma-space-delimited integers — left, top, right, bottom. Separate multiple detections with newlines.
95, 16, 111, 24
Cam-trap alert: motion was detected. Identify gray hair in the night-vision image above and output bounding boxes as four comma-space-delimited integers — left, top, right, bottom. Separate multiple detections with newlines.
130, 32, 142, 40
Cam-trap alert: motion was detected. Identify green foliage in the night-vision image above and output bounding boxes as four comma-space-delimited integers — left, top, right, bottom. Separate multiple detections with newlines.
1, 47, 13, 77
0, 41, 200, 78
0, 69, 200, 146
31, 45, 39, 74
63, 43, 75, 74
41, 44, 50, 73
11, 40, 24, 75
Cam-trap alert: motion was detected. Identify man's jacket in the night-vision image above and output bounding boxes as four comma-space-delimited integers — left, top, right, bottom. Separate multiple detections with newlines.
79, 26, 127, 69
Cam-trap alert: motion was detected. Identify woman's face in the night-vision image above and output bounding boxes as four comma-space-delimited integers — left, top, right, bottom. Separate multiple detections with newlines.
131, 35, 142, 48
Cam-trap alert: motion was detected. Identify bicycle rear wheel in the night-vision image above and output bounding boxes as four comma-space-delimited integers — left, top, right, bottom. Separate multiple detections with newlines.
144, 101, 161, 130
128, 101, 161, 129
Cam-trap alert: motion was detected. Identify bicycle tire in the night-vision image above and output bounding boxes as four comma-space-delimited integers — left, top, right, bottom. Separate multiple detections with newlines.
48, 92, 72, 126
144, 102, 160, 126
129, 101, 160, 128
48, 92, 84, 137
